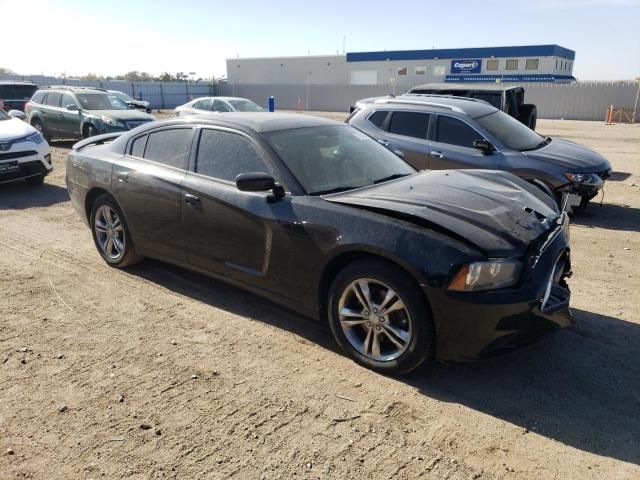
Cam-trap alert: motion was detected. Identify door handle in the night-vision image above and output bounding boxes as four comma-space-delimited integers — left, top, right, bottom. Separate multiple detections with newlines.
115, 172, 129, 183
184, 193, 201, 206
431, 151, 444, 158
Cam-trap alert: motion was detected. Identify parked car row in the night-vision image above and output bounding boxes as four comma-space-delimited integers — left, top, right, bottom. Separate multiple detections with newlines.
1, 85, 613, 375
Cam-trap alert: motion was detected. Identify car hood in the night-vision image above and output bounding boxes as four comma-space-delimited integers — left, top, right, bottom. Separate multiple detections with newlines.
128, 99, 150, 107
0, 117, 37, 139
523, 138, 610, 173
325, 170, 559, 257
85, 109, 154, 121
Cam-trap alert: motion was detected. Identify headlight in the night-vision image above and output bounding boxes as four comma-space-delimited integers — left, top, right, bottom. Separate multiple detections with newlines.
101, 116, 124, 127
25, 132, 44, 144
448, 260, 522, 292
564, 172, 601, 184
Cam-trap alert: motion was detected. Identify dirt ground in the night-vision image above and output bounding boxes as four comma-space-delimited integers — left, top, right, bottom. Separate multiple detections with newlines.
1, 115, 639, 480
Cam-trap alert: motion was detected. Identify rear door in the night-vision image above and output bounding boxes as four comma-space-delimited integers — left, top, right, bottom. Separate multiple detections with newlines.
41, 91, 62, 136
111, 126, 194, 262
181, 127, 287, 287
384, 111, 432, 170
428, 114, 498, 170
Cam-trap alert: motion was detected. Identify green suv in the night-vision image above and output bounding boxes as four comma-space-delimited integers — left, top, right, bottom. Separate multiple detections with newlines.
25, 86, 155, 141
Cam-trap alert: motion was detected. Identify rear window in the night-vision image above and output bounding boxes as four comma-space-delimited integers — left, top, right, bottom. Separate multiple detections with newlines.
389, 112, 430, 140
31, 91, 46, 104
143, 128, 193, 169
45, 92, 62, 107
0, 84, 38, 100
368, 111, 388, 128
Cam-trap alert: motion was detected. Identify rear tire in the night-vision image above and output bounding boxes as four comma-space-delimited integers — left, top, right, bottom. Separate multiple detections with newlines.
90, 194, 142, 268
327, 259, 435, 375
519, 104, 537, 130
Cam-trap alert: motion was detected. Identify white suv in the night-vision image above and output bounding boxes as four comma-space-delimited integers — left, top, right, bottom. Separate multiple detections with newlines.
0, 109, 52, 185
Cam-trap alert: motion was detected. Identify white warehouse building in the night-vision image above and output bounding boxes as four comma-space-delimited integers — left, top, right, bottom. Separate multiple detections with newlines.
226, 44, 576, 87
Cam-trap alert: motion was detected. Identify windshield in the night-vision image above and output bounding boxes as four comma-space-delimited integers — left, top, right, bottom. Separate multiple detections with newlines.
228, 99, 263, 112
76, 93, 129, 111
263, 125, 415, 195
475, 110, 545, 151
0, 109, 10, 121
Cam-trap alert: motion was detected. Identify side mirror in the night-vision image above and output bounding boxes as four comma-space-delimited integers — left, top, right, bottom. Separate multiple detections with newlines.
7, 110, 26, 120
66, 104, 78, 111
473, 139, 494, 154
236, 172, 285, 201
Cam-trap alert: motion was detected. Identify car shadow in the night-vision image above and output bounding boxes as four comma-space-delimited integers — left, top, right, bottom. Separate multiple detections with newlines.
406, 308, 640, 466
607, 171, 632, 182
572, 202, 640, 232
126, 259, 640, 466
0, 182, 69, 210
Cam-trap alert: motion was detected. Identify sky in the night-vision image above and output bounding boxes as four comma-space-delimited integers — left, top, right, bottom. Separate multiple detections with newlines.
1, 0, 639, 80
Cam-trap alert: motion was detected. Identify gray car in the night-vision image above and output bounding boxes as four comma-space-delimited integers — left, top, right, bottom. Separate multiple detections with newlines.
347, 95, 611, 210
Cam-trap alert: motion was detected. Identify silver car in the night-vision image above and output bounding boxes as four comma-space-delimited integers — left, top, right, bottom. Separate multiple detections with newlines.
174, 96, 263, 116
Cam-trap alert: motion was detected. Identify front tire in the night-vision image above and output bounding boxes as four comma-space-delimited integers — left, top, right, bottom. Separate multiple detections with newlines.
84, 124, 97, 139
328, 259, 435, 374
90, 194, 142, 268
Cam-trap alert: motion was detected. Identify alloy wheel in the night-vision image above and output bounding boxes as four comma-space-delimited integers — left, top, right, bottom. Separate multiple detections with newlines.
94, 205, 125, 260
338, 278, 412, 362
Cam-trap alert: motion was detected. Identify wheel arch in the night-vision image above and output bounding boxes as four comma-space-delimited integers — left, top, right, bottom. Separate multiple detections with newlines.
84, 187, 112, 223
317, 249, 432, 324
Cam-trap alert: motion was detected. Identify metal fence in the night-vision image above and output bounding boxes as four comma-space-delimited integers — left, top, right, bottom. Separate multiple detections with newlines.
0, 73, 215, 109
3, 73, 639, 120
218, 81, 640, 121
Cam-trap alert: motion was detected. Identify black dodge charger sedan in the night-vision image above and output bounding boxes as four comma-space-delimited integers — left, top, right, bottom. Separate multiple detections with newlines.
66, 113, 572, 374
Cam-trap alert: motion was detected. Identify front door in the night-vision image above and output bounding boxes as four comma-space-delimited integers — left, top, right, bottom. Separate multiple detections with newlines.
111, 127, 194, 262
428, 114, 500, 170
181, 127, 284, 287
59, 94, 83, 139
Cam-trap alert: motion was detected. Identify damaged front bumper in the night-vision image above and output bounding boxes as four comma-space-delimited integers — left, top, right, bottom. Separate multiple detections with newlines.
428, 212, 573, 362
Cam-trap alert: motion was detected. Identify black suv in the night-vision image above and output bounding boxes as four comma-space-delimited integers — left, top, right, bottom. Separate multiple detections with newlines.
25, 86, 155, 141
0, 81, 38, 112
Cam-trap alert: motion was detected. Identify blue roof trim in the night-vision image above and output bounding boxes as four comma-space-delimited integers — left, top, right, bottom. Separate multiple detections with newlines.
445, 74, 577, 83
347, 45, 575, 62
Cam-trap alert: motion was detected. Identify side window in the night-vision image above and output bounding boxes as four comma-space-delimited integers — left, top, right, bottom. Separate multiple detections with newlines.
213, 99, 232, 112
368, 111, 388, 129
129, 134, 147, 158
32, 91, 46, 104
196, 129, 273, 182
435, 116, 483, 149
61, 94, 76, 108
143, 128, 192, 169
193, 98, 212, 110
388, 112, 430, 140
44, 92, 61, 107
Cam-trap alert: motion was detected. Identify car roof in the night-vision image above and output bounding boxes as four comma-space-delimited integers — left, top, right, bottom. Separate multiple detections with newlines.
409, 83, 521, 93
153, 112, 341, 133
37, 86, 108, 94
364, 94, 498, 118
190, 96, 256, 102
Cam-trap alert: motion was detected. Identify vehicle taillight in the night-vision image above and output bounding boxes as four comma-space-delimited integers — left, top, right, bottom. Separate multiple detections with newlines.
24, 102, 29, 113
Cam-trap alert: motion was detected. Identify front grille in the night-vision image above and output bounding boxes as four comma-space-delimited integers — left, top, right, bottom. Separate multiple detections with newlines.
0, 160, 47, 182
0, 150, 37, 161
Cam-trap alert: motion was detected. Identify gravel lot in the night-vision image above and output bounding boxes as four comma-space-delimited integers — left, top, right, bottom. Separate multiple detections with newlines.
1, 115, 639, 480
